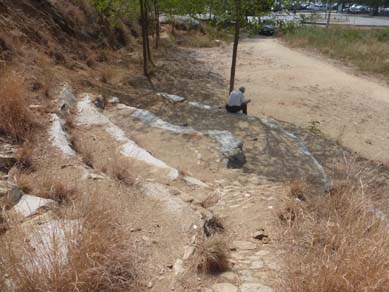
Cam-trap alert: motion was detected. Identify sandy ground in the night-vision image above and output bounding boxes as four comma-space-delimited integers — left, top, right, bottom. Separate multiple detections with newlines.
197, 38, 389, 163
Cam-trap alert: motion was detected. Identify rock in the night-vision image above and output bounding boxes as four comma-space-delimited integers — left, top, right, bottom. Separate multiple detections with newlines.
129, 106, 198, 135
240, 283, 273, 292
24, 220, 81, 273
220, 271, 238, 282
0, 143, 17, 171
173, 259, 184, 275
183, 245, 195, 260
255, 250, 271, 257
94, 95, 105, 110
86, 173, 106, 180
180, 193, 194, 203
58, 84, 75, 116
183, 176, 209, 188
188, 102, 215, 110
232, 241, 257, 250
13, 195, 56, 218
267, 260, 282, 271
166, 263, 173, 269
211, 283, 238, 292
147, 281, 153, 289
2, 187, 23, 208
207, 130, 246, 169
49, 114, 76, 157
157, 92, 186, 103
108, 96, 120, 104
252, 229, 269, 241
250, 260, 265, 269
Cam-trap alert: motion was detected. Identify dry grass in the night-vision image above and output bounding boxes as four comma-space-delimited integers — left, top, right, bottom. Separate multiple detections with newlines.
15, 143, 34, 172
0, 193, 141, 292
194, 235, 229, 274
0, 72, 36, 142
282, 27, 389, 82
45, 181, 77, 204
280, 176, 389, 291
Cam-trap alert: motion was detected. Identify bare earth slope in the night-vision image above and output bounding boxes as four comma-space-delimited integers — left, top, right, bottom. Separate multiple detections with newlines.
196, 38, 389, 163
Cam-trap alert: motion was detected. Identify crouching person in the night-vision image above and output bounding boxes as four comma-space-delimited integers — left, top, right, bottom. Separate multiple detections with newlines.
226, 86, 251, 115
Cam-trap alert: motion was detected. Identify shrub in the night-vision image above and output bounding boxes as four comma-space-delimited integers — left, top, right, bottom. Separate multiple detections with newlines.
0, 72, 36, 142
280, 177, 389, 291
195, 236, 229, 274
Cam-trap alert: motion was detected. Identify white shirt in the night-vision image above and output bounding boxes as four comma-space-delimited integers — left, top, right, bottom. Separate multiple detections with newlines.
227, 90, 245, 106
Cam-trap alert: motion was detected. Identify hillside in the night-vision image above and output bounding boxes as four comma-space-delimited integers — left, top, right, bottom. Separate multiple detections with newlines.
1, 1, 389, 292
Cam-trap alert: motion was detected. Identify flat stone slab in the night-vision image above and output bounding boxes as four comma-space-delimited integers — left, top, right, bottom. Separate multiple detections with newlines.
233, 241, 257, 250
49, 114, 76, 157
13, 195, 56, 218
189, 101, 216, 110
240, 283, 273, 292
211, 283, 238, 292
183, 176, 209, 188
221, 271, 239, 282
250, 260, 265, 270
24, 220, 80, 273
157, 92, 185, 103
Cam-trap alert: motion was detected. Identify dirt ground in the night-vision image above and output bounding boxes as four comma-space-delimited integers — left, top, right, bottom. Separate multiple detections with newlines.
195, 37, 389, 164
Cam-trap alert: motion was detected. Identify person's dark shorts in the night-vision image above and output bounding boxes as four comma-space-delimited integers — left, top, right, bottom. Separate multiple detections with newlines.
225, 104, 247, 115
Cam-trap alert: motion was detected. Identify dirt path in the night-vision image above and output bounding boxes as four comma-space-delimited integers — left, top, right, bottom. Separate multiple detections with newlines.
196, 38, 389, 163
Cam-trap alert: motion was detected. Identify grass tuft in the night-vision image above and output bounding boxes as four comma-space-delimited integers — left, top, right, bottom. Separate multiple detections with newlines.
0, 72, 36, 142
195, 236, 229, 274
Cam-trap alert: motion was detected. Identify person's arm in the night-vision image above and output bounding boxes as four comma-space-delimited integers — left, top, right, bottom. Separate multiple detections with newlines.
241, 93, 251, 104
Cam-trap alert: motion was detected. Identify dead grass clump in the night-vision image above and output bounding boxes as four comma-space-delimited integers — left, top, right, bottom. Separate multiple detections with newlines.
15, 143, 34, 172
203, 215, 225, 237
43, 182, 76, 204
289, 179, 306, 201
195, 236, 229, 274
0, 72, 36, 142
0, 194, 140, 291
280, 178, 389, 291
112, 164, 135, 186
101, 67, 116, 84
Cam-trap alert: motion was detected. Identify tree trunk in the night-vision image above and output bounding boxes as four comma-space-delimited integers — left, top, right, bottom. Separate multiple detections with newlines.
326, 5, 332, 28
229, 0, 241, 94
154, 0, 160, 49
144, 1, 153, 65
140, 0, 149, 77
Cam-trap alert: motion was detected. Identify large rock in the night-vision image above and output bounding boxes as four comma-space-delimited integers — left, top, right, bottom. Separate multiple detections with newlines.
13, 194, 57, 218
23, 220, 81, 273
207, 130, 246, 169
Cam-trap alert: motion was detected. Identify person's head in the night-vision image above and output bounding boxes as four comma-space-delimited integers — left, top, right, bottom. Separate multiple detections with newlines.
239, 86, 246, 93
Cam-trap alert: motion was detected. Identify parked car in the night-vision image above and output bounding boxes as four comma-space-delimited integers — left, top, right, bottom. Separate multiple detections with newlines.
349, 4, 369, 14
260, 24, 276, 36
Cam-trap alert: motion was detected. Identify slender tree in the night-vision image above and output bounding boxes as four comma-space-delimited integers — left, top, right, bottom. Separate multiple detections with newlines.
230, 0, 241, 93
140, 0, 149, 77
154, 0, 160, 49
